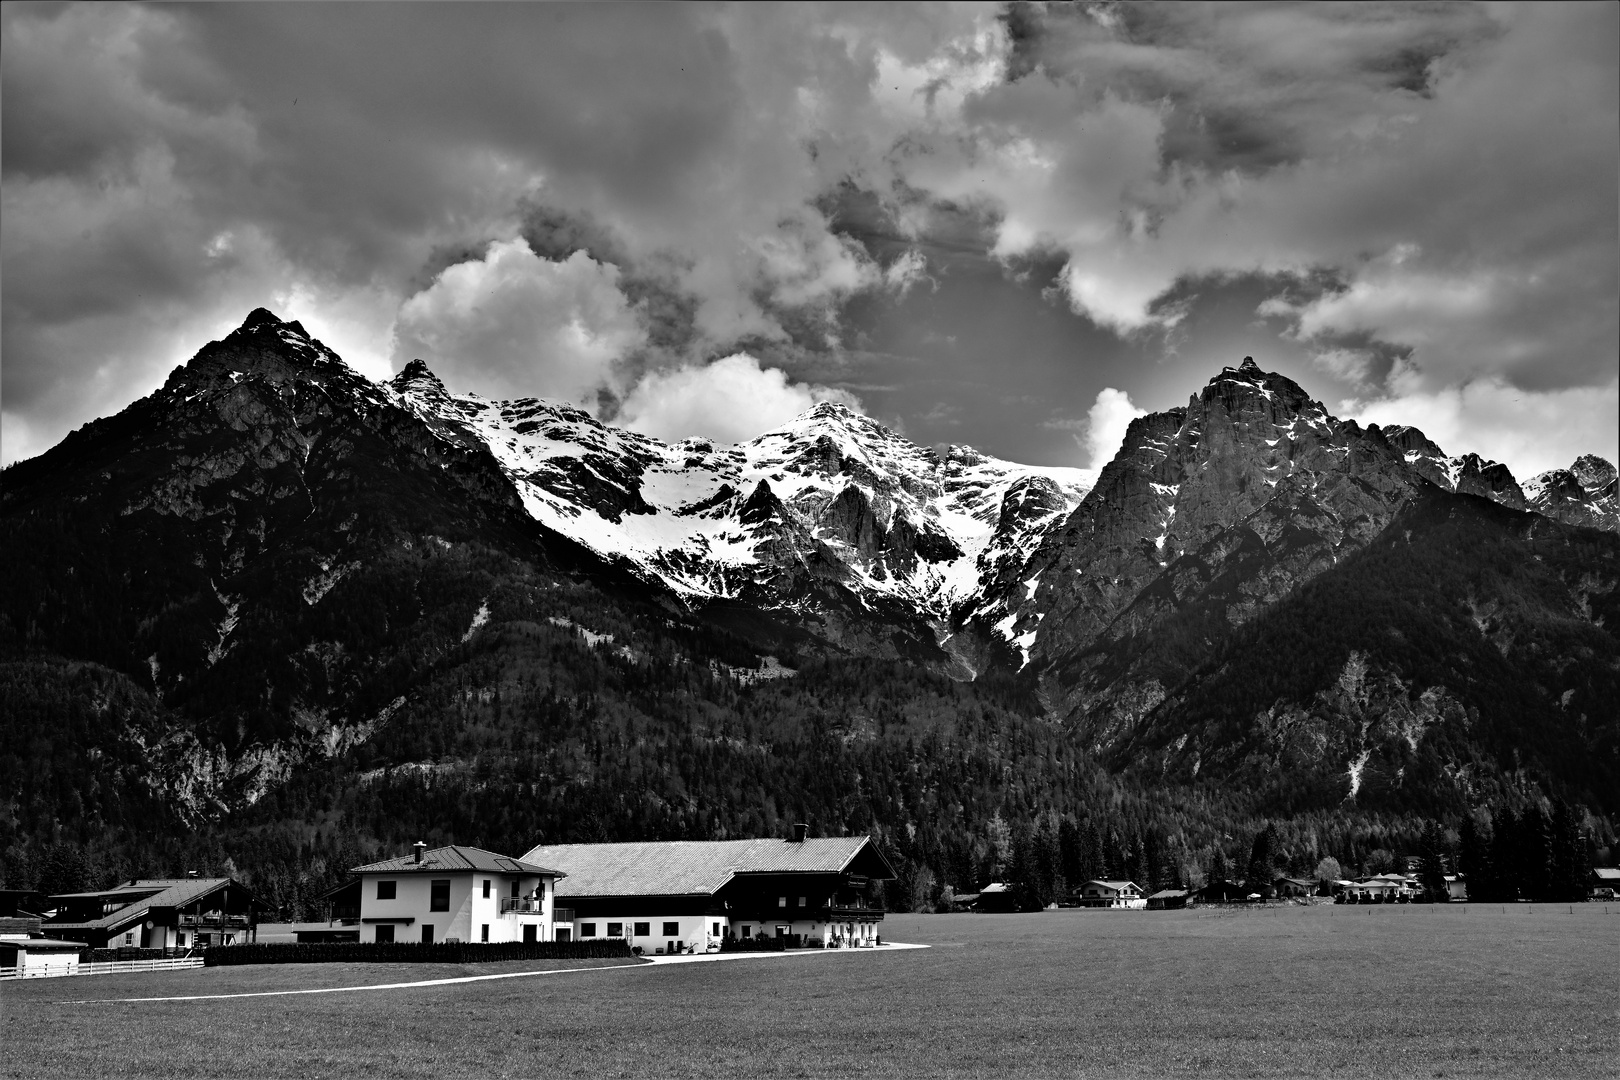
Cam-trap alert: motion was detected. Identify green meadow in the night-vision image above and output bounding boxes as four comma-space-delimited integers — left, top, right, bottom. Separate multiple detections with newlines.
5, 903, 1616, 1079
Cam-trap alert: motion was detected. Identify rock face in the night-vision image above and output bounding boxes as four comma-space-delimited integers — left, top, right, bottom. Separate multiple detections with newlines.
4, 317, 1618, 818
1524, 454, 1620, 531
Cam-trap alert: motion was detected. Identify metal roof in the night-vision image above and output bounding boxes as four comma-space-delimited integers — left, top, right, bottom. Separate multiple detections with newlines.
350, 845, 564, 878
45, 878, 238, 933
521, 836, 884, 899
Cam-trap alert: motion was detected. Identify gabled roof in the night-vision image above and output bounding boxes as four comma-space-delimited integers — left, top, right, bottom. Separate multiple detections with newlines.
1146, 889, 1189, 900
521, 836, 889, 899
351, 845, 563, 878
1592, 867, 1620, 882
45, 878, 238, 933
1082, 879, 1141, 891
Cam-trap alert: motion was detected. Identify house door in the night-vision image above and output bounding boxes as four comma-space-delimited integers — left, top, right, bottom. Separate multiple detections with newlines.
421, 925, 434, 944
523, 924, 537, 944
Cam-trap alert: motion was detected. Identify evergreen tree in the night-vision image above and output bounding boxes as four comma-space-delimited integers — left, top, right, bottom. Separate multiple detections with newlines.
1245, 823, 1277, 891
1418, 820, 1449, 901
1488, 807, 1519, 902
1210, 846, 1230, 883
1458, 811, 1491, 901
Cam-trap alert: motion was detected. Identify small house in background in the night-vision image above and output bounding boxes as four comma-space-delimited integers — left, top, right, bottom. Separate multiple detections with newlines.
1197, 879, 1248, 903
1146, 889, 1189, 910
0, 917, 83, 977
349, 844, 565, 945
1076, 880, 1146, 909
43, 877, 257, 949
1443, 874, 1468, 901
1591, 868, 1619, 900
976, 883, 1019, 913
0, 890, 46, 918
1273, 877, 1315, 898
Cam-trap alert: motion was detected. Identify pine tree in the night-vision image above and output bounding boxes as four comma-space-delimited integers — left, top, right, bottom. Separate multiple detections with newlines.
1418, 820, 1448, 901
1245, 823, 1277, 892
1459, 811, 1491, 901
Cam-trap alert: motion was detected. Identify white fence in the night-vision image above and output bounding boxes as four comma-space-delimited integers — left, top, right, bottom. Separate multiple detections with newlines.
0, 956, 204, 980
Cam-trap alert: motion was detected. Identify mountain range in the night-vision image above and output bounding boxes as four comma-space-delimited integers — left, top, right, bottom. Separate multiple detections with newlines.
3, 309, 1615, 906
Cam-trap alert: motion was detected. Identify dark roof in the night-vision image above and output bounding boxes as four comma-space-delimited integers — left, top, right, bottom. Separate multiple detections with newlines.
46, 878, 239, 933
351, 845, 563, 878
1146, 889, 1190, 900
521, 836, 888, 899
0, 937, 84, 951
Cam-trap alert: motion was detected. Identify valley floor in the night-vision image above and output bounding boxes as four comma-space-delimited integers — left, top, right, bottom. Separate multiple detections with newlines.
4, 904, 1616, 1078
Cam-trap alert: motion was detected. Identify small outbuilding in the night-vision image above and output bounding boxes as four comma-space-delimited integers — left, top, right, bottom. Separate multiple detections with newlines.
976, 883, 1019, 913
1146, 889, 1189, 910
1590, 868, 1619, 899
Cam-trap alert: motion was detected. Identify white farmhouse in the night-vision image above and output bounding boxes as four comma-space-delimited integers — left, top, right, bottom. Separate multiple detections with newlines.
351, 843, 565, 944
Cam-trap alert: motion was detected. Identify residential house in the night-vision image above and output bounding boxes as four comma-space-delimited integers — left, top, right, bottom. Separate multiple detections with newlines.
349, 843, 565, 945
1076, 880, 1146, 909
1273, 877, 1315, 898
1444, 874, 1468, 901
522, 826, 896, 953
44, 877, 257, 949
1591, 868, 1619, 900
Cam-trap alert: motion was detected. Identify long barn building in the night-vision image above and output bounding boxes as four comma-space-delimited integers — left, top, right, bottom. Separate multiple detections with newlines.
522, 827, 894, 954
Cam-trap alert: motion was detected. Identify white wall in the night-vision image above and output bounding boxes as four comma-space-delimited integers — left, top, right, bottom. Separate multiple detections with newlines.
574, 912, 718, 954
360, 872, 557, 943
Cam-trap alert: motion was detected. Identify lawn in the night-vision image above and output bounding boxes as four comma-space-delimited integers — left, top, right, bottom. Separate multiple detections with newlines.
4, 903, 1616, 1078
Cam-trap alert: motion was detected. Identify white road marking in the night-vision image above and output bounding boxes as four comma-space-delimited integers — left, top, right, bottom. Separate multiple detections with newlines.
53, 943, 928, 1004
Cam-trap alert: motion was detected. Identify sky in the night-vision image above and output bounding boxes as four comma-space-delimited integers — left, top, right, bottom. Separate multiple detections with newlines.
3, 2, 1616, 479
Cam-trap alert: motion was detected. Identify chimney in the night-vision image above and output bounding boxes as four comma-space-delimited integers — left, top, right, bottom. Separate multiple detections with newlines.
413, 841, 427, 864
792, 823, 809, 844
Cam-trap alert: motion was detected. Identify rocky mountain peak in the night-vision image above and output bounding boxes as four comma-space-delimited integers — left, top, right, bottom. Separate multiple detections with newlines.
1572, 454, 1618, 492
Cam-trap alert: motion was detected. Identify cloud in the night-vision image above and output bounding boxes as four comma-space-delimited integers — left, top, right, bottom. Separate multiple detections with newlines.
1343, 375, 1620, 480
392, 240, 645, 406
1083, 388, 1148, 470
617, 353, 861, 445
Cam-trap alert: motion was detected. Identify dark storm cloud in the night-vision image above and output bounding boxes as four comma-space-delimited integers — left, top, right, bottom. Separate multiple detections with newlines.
2, 2, 1614, 479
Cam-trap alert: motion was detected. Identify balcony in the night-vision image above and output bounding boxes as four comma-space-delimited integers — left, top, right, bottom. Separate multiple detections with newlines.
178, 914, 251, 929
498, 897, 544, 916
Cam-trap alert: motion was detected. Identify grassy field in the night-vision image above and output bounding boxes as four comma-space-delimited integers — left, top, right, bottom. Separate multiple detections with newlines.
4, 903, 1616, 1078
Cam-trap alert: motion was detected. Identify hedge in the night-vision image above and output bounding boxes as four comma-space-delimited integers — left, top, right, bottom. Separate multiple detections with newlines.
203, 939, 635, 966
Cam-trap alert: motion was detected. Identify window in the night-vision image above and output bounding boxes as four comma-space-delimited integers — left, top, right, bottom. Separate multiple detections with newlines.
124, 932, 135, 946
634, 922, 650, 936
607, 922, 624, 937
483, 880, 491, 899
421, 925, 434, 944
580, 922, 598, 937
555, 927, 571, 942
377, 880, 396, 900
375, 924, 395, 943
662, 922, 679, 937
510, 880, 520, 899
176, 933, 186, 947
798, 896, 806, 907
430, 880, 450, 912
712, 922, 721, 936
778, 896, 787, 908
742, 925, 752, 939
481, 924, 489, 942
